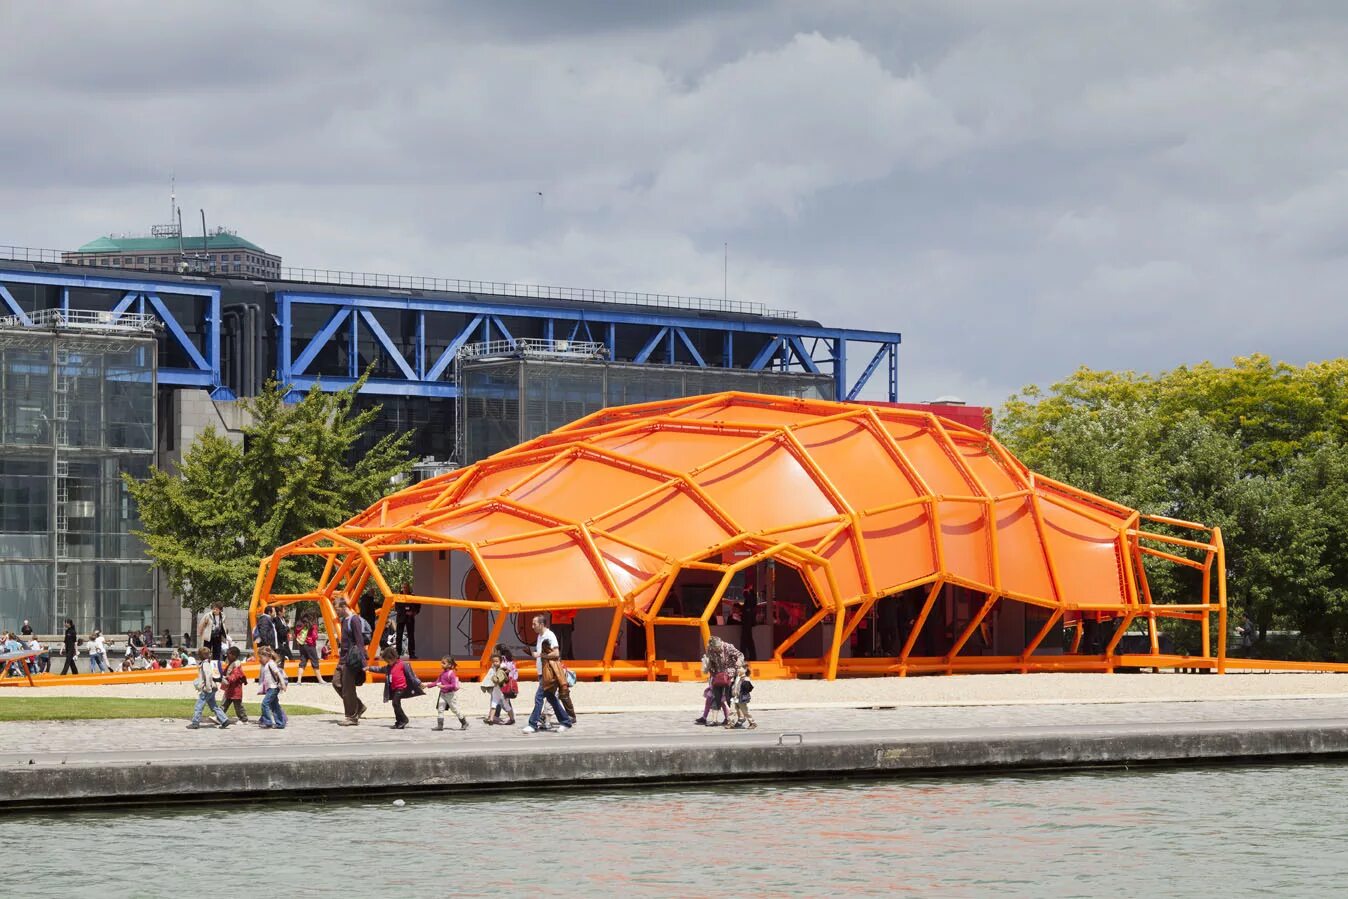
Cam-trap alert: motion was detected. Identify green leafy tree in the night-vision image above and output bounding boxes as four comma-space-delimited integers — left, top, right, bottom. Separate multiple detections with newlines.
127, 377, 414, 614
997, 356, 1348, 659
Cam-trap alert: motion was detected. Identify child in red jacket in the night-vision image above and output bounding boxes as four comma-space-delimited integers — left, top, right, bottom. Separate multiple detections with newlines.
221, 645, 249, 723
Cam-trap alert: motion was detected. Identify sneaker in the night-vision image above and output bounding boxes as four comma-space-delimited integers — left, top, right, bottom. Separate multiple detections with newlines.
732, 721, 746, 729
694, 717, 707, 725
392, 722, 407, 730
460, 719, 469, 730
338, 717, 359, 726
556, 724, 570, 732
220, 719, 232, 729
434, 720, 445, 732
258, 722, 274, 729
521, 725, 537, 734
185, 722, 201, 729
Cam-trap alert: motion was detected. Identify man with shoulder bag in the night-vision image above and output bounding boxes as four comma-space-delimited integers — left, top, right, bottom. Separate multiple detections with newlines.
333, 597, 369, 725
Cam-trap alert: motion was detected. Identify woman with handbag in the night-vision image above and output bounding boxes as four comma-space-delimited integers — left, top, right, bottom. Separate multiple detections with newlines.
695, 635, 743, 726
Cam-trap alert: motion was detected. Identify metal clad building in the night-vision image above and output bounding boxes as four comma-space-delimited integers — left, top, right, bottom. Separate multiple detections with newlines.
0, 253, 901, 634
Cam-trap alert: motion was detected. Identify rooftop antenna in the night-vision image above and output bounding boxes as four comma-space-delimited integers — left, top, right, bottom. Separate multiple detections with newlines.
151, 173, 183, 240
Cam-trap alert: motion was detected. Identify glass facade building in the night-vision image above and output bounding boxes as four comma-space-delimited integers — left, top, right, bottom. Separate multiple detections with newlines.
0, 319, 156, 633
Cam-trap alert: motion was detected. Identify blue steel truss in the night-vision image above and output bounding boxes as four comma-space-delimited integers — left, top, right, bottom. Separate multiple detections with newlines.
278, 290, 900, 402
0, 268, 229, 398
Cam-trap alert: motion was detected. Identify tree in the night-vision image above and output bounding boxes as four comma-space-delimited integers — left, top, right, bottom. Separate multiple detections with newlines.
997, 357, 1348, 659
127, 377, 414, 614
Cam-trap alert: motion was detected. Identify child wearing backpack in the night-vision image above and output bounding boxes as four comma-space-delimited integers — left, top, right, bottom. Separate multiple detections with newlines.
482, 650, 517, 725
432, 656, 469, 731
221, 645, 249, 724
257, 646, 288, 730
369, 645, 424, 729
186, 646, 231, 730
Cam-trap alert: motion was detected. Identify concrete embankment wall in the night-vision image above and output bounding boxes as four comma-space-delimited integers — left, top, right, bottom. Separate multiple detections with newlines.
6, 719, 1348, 810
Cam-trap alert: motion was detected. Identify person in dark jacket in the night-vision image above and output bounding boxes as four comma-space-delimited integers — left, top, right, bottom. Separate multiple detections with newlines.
271, 607, 293, 666
333, 597, 368, 725
61, 619, 79, 675
394, 596, 420, 658
739, 587, 759, 662
255, 606, 278, 654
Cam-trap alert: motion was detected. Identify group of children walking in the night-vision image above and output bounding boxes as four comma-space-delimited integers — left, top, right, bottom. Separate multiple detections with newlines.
187, 644, 288, 729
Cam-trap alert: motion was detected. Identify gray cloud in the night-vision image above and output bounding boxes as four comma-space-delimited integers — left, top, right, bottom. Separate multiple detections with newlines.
3, 1, 1347, 406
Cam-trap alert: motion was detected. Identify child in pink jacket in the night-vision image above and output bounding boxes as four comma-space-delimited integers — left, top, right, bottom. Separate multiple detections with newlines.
433, 656, 469, 731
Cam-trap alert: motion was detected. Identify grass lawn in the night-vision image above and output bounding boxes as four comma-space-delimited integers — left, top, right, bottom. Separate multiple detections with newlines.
0, 696, 327, 721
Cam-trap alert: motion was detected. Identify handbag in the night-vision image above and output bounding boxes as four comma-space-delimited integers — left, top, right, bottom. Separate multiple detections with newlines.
711, 670, 732, 688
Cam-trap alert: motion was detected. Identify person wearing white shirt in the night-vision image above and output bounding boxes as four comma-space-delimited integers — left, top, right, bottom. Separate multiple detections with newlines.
521, 613, 572, 734
86, 631, 109, 673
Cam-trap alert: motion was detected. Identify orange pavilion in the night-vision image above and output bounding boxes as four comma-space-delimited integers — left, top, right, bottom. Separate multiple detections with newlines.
247, 391, 1237, 681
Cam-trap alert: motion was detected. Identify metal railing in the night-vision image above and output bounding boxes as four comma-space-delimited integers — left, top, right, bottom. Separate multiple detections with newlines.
277, 267, 797, 319
0, 307, 161, 333
0, 245, 63, 264
458, 337, 609, 360
0, 243, 798, 319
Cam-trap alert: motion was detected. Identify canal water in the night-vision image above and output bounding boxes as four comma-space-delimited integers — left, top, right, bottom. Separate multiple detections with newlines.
6, 763, 1346, 896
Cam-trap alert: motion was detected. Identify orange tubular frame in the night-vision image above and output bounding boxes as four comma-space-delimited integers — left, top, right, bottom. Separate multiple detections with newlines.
234, 392, 1348, 681
32, 391, 1342, 690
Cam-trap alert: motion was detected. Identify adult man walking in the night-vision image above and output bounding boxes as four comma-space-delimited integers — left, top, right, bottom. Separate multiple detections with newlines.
60, 618, 78, 675
255, 605, 278, 655
332, 597, 368, 725
522, 613, 573, 734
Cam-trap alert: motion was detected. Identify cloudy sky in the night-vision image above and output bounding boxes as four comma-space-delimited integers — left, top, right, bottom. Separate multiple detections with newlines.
3, 1, 1347, 406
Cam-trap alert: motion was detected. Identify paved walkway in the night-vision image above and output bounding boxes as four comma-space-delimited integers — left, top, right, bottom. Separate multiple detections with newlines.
6, 695, 1348, 767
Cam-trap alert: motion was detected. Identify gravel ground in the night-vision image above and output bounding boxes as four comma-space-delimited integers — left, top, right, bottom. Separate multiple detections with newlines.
5, 670, 1348, 719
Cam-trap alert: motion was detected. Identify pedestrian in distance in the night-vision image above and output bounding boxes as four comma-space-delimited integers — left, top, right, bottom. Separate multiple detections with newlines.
395, 590, 420, 658
199, 603, 227, 663
271, 606, 294, 670
26, 635, 50, 673
333, 597, 369, 726
739, 587, 759, 662
86, 630, 109, 674
162, 629, 174, 649
257, 646, 289, 730
20, 619, 32, 636
61, 619, 79, 675
522, 613, 573, 734
220, 645, 249, 724
369, 645, 424, 729
186, 646, 231, 730
294, 613, 325, 684
432, 656, 469, 731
